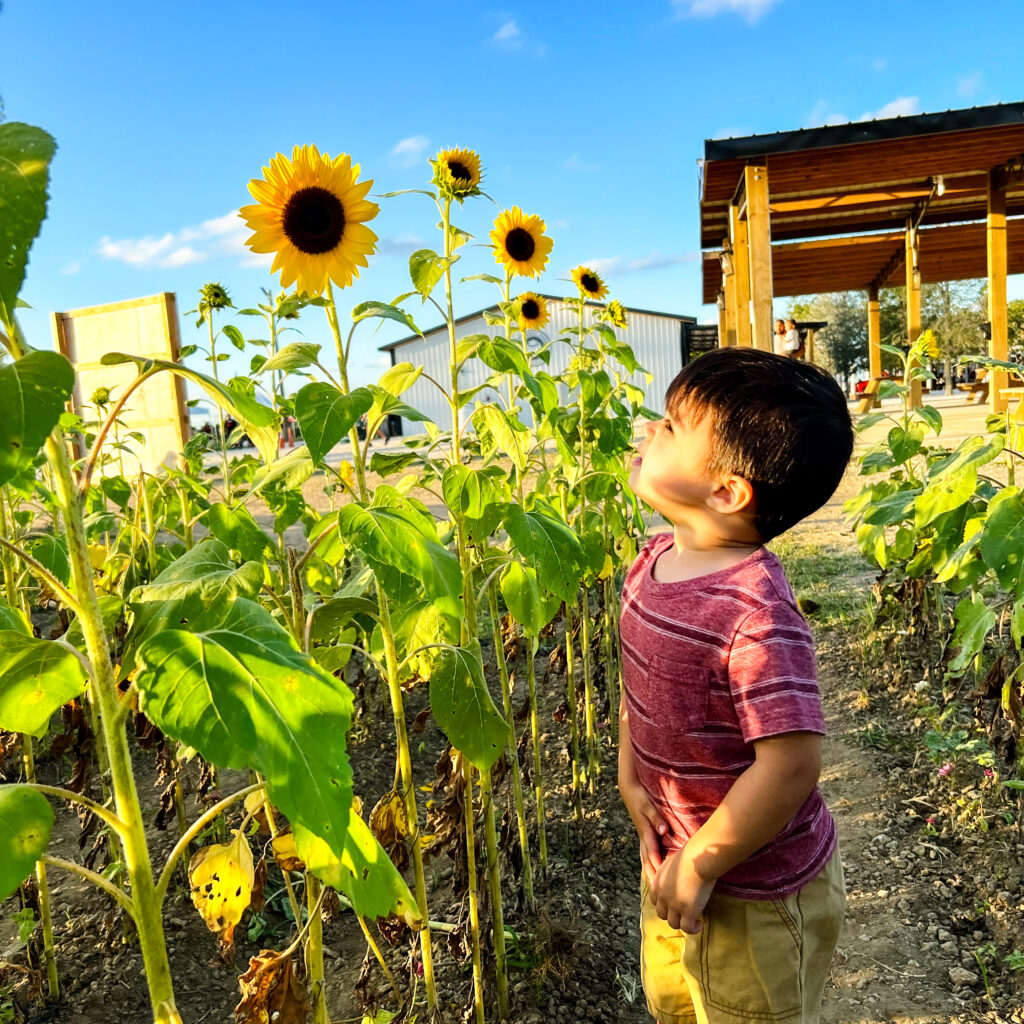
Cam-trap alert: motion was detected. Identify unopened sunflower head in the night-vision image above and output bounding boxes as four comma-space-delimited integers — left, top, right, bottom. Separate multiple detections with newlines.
198, 282, 233, 320
916, 328, 939, 359
433, 148, 483, 201
516, 292, 550, 332
491, 207, 553, 280
571, 265, 608, 301
606, 299, 628, 330
240, 144, 380, 297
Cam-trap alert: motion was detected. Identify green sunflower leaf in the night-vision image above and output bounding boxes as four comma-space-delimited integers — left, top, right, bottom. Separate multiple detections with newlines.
134, 598, 354, 863
0, 123, 56, 329
429, 640, 506, 771
0, 786, 53, 900
0, 351, 75, 488
0, 633, 88, 738
294, 383, 373, 464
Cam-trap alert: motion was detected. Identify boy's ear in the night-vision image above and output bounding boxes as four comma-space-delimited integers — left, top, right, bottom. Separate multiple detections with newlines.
708, 473, 756, 516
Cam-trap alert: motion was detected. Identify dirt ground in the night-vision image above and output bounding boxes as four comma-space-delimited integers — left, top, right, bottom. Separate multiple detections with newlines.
3, 416, 1024, 1024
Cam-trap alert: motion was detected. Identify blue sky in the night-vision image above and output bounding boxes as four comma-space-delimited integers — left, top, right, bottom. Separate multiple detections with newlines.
4, 0, 1023, 389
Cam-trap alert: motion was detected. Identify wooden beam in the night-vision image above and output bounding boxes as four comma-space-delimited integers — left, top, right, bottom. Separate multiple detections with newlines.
988, 168, 1009, 414
729, 202, 752, 347
745, 164, 774, 352
905, 223, 923, 409
717, 291, 728, 350
867, 285, 882, 390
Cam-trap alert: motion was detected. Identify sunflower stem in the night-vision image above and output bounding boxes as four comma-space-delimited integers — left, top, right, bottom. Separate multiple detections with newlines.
525, 635, 548, 869
480, 763, 509, 1021
487, 582, 534, 911
207, 315, 232, 501
462, 758, 485, 1024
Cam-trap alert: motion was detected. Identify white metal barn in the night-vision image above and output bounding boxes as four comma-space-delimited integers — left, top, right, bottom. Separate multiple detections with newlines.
378, 297, 698, 436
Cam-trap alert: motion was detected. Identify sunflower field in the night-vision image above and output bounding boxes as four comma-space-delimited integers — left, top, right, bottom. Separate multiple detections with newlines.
0, 124, 656, 1024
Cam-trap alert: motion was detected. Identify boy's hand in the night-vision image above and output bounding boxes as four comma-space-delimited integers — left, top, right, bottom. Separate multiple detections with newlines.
618, 776, 669, 886
650, 848, 715, 935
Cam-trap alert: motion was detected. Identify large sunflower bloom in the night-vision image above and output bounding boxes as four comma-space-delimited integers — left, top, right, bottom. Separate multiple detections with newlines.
434, 148, 483, 199
491, 207, 553, 279
571, 265, 608, 300
607, 298, 628, 329
516, 292, 550, 332
240, 145, 379, 296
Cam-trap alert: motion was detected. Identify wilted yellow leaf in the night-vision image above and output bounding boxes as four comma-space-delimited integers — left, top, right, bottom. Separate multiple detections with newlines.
598, 552, 614, 580
271, 831, 305, 873
235, 948, 309, 1024
189, 830, 254, 954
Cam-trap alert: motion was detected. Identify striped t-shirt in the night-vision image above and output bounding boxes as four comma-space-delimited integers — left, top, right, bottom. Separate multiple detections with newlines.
620, 532, 836, 899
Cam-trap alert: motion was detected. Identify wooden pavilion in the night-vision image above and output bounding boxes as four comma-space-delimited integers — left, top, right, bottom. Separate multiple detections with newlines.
699, 102, 1024, 411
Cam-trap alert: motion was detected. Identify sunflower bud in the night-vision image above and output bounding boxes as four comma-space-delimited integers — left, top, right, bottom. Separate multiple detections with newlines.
197, 282, 233, 323
607, 299, 628, 330
433, 148, 483, 201
91, 386, 112, 408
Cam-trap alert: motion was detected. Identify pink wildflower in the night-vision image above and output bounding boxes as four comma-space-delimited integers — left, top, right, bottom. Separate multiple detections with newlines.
937, 763, 953, 777
984, 768, 995, 779
926, 816, 936, 825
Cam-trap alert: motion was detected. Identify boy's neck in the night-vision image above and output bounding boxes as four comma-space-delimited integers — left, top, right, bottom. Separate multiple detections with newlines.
651, 523, 762, 584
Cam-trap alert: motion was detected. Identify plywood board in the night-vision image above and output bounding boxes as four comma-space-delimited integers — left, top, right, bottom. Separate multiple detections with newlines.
53, 292, 189, 476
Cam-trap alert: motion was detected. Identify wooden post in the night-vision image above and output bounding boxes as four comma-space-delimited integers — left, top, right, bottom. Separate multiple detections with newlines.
729, 202, 752, 347
988, 168, 1009, 414
905, 224, 923, 409
804, 328, 816, 365
867, 285, 882, 409
721, 241, 737, 347
716, 291, 728, 349
744, 164, 774, 352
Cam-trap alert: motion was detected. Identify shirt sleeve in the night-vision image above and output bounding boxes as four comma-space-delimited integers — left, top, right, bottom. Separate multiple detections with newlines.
727, 601, 826, 742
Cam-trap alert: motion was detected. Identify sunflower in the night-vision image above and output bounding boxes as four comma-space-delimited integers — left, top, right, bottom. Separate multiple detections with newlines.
491, 207, 553, 279
434, 148, 483, 199
240, 145, 379, 296
917, 328, 939, 358
516, 292, 549, 332
571, 265, 608, 300
606, 298, 628, 330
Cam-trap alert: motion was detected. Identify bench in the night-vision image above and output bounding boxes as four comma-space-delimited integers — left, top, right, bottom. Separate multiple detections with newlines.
855, 378, 882, 414
999, 387, 1024, 420
961, 370, 989, 403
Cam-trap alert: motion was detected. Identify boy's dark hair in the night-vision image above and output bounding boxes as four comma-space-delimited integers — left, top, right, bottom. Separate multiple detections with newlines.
665, 349, 854, 541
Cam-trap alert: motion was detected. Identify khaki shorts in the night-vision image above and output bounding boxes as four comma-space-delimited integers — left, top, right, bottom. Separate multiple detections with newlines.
639, 849, 845, 1024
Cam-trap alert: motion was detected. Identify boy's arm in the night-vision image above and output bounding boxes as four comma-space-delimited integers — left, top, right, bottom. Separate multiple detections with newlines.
649, 731, 822, 933
617, 699, 669, 885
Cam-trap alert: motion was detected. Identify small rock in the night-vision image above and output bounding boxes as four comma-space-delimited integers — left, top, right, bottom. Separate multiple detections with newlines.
948, 966, 979, 987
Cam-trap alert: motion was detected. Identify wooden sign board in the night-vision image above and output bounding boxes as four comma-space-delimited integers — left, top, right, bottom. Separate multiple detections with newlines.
52, 292, 189, 476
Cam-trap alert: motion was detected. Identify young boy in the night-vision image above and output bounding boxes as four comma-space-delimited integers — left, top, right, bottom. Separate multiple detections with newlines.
618, 348, 855, 1024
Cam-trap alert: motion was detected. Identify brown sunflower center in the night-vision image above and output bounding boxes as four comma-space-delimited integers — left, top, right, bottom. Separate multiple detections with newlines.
521, 298, 539, 320
447, 160, 472, 182
505, 227, 536, 262
581, 273, 599, 293
282, 186, 346, 255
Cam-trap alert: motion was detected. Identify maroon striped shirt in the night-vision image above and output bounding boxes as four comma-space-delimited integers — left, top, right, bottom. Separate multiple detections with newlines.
620, 532, 836, 899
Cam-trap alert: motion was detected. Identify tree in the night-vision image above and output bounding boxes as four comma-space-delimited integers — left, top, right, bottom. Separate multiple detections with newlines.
788, 292, 867, 393
922, 280, 985, 393
1008, 299, 1024, 362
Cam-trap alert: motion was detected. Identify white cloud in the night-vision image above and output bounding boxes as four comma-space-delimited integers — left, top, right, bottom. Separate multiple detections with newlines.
97, 210, 271, 271
804, 100, 848, 128
494, 20, 521, 45
672, 0, 780, 23
858, 96, 920, 121
562, 153, 599, 173
390, 135, 429, 168
60, 260, 80, 276
582, 252, 698, 277
491, 17, 545, 56
957, 71, 982, 98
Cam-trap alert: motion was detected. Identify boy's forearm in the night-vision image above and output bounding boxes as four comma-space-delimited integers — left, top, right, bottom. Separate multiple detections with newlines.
682, 734, 821, 883
617, 699, 637, 788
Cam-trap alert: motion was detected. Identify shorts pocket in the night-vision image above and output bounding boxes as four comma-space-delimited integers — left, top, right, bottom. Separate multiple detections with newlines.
686, 892, 802, 1021
648, 655, 710, 732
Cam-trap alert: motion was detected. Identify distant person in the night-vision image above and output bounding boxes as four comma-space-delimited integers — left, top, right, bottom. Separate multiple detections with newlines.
772, 318, 788, 356
784, 318, 805, 359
